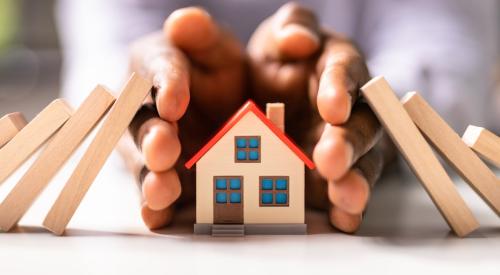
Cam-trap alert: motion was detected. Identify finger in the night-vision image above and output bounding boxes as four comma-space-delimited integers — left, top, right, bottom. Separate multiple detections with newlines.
142, 169, 182, 211
313, 103, 382, 181
164, 7, 243, 69
163, 7, 245, 119
249, 2, 321, 61
129, 104, 181, 172
316, 39, 370, 124
130, 32, 190, 122
328, 145, 385, 214
329, 205, 362, 233
141, 203, 175, 230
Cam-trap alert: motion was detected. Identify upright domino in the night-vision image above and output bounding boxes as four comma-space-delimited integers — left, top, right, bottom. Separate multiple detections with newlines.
0, 100, 73, 185
462, 126, 500, 168
0, 112, 27, 148
43, 73, 152, 235
0, 86, 115, 231
402, 92, 500, 215
361, 76, 479, 237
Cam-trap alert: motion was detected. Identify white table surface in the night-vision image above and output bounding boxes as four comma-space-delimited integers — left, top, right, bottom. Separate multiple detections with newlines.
1, 142, 499, 275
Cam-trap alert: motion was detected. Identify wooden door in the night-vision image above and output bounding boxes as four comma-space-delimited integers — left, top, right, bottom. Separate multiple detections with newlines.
213, 176, 243, 224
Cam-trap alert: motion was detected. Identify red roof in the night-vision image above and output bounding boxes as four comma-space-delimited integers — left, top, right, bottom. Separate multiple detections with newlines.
185, 100, 315, 169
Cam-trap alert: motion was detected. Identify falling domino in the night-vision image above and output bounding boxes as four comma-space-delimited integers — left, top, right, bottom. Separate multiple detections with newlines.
361, 76, 479, 237
0, 112, 27, 148
402, 92, 500, 216
0, 100, 73, 185
0, 86, 115, 231
462, 126, 500, 168
43, 73, 152, 235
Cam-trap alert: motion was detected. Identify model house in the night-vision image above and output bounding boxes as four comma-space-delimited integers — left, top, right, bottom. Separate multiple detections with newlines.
185, 100, 315, 236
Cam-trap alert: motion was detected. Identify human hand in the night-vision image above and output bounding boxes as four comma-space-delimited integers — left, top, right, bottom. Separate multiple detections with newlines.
247, 3, 392, 233
125, 7, 247, 229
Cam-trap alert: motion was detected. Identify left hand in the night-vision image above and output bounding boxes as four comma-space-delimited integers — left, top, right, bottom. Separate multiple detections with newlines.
247, 2, 391, 233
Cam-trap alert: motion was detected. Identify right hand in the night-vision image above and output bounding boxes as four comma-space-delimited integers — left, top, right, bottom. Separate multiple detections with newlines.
125, 7, 247, 229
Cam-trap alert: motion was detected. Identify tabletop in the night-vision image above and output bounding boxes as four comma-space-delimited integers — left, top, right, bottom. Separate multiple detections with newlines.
0, 144, 499, 275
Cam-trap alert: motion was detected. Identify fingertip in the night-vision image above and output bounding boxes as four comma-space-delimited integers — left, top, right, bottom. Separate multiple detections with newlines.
328, 170, 370, 214
141, 119, 181, 171
317, 72, 352, 124
329, 206, 362, 233
141, 203, 174, 230
313, 128, 354, 180
155, 71, 190, 122
163, 7, 218, 52
276, 23, 320, 59
142, 170, 182, 211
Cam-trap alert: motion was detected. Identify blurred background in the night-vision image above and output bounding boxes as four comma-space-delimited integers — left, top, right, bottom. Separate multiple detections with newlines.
0, 0, 499, 130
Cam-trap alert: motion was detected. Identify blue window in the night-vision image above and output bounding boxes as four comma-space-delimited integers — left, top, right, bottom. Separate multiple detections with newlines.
230, 178, 241, 190
249, 151, 259, 160
261, 178, 273, 190
235, 136, 260, 162
216, 192, 227, 203
236, 150, 247, 160
276, 193, 287, 204
236, 138, 247, 148
215, 176, 242, 205
261, 193, 273, 204
230, 192, 241, 203
276, 179, 287, 190
216, 179, 227, 190
260, 177, 289, 206
249, 138, 259, 148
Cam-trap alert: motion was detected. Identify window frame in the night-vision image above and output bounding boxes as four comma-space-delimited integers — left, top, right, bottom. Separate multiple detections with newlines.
259, 176, 290, 207
234, 136, 261, 163
213, 176, 244, 205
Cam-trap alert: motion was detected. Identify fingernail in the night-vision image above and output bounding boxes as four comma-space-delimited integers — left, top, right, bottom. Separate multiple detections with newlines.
279, 24, 319, 45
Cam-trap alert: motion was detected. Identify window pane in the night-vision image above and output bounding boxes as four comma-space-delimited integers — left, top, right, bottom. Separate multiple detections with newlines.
276, 193, 287, 204
236, 137, 247, 148
275, 178, 288, 190
215, 179, 227, 190
261, 193, 273, 204
216, 192, 227, 203
229, 178, 241, 190
230, 192, 241, 203
236, 150, 247, 160
248, 150, 259, 160
261, 178, 273, 190
249, 138, 259, 148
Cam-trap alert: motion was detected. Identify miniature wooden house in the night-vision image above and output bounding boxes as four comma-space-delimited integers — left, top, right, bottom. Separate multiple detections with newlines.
185, 100, 315, 236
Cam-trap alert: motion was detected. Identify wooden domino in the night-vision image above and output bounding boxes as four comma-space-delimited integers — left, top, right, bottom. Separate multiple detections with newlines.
462, 126, 500, 168
402, 92, 500, 216
0, 100, 73, 185
43, 73, 152, 235
361, 76, 479, 237
0, 112, 27, 148
0, 86, 115, 231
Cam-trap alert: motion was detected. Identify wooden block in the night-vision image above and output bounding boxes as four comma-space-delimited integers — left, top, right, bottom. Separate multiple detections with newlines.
462, 126, 500, 168
361, 76, 479, 237
402, 92, 500, 216
43, 73, 152, 235
0, 100, 73, 185
0, 86, 115, 231
0, 112, 27, 148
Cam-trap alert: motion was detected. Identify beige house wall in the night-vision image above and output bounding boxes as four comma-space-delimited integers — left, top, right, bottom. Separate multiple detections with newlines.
196, 112, 305, 224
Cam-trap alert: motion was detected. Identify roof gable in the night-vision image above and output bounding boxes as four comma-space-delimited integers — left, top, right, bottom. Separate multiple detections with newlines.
185, 100, 315, 169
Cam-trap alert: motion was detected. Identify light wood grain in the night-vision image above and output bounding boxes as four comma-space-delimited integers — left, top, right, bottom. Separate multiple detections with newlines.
0, 112, 28, 148
0, 100, 73, 185
43, 73, 152, 235
462, 126, 500, 168
0, 87, 115, 231
361, 76, 479, 237
402, 92, 500, 216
